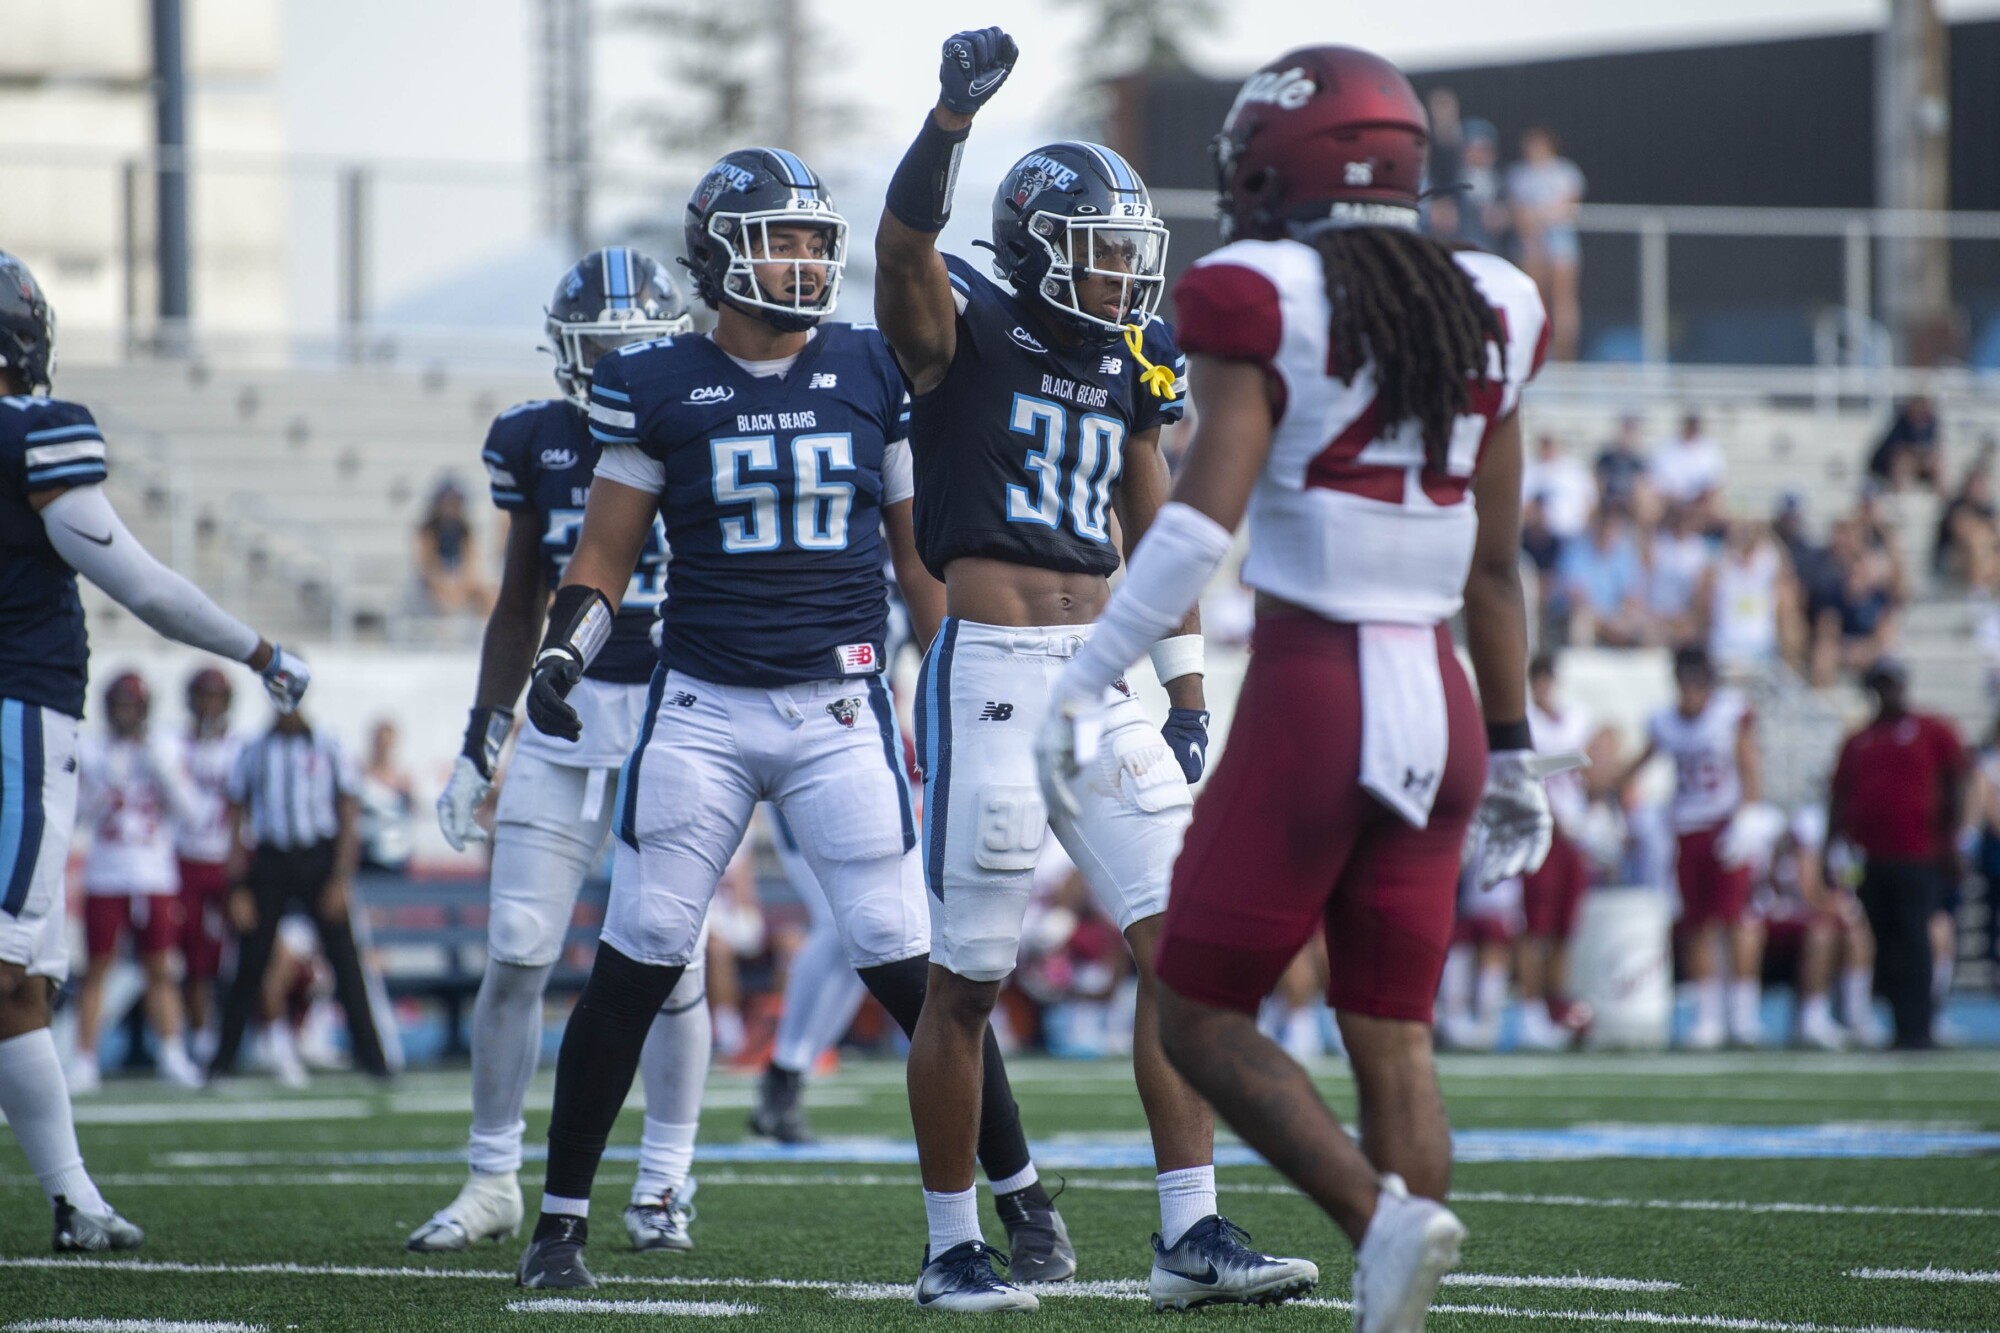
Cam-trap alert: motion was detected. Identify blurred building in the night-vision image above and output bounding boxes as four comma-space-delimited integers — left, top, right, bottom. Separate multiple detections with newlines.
0, 0, 288, 337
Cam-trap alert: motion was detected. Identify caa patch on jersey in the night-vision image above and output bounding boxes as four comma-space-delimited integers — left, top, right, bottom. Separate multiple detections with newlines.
1, 396, 109, 719
905, 255, 1186, 582
587, 327, 905, 688
481, 398, 666, 685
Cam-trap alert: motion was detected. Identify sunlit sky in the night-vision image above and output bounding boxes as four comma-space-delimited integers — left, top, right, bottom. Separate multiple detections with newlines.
274, 0, 2000, 332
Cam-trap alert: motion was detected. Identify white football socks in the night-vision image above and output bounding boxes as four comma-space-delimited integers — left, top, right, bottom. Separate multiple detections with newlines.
924, 1186, 983, 1256
1157, 1165, 1217, 1248
771, 924, 867, 1074
467, 959, 555, 1176
633, 976, 711, 1204
0, 1029, 108, 1213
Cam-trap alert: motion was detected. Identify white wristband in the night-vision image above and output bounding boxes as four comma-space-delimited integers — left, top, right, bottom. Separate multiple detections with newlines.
1148, 634, 1205, 684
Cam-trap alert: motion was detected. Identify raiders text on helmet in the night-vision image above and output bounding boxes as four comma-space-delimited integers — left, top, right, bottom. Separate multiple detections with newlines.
683, 148, 847, 334
544, 247, 692, 411
985, 141, 1169, 343
0, 251, 57, 395
1212, 46, 1429, 243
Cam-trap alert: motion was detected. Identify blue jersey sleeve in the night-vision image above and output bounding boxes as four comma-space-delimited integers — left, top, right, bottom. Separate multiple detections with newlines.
480, 404, 535, 512
1132, 317, 1187, 433
587, 351, 644, 452
7, 399, 108, 494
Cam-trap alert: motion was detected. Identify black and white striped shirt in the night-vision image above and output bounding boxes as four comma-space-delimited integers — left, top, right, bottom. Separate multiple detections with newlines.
228, 728, 356, 850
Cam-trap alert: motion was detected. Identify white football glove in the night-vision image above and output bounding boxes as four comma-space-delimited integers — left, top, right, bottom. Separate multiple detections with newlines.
436, 755, 492, 853
1034, 690, 1097, 821
258, 644, 311, 714
1717, 801, 1788, 873
1465, 750, 1588, 889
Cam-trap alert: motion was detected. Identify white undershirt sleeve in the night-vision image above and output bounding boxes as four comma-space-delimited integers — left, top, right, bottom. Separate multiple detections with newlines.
593, 442, 666, 493
1060, 501, 1234, 703
41, 484, 261, 662
882, 437, 915, 506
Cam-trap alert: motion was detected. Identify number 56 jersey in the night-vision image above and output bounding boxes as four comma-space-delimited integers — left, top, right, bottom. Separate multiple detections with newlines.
587, 327, 909, 687
1172, 239, 1549, 626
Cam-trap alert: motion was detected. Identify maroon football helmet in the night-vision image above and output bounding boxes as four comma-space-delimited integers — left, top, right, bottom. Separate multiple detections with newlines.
1212, 46, 1429, 243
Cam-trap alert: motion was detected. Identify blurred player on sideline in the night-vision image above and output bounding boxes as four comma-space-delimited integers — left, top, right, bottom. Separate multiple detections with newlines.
877, 27, 1316, 1313
1516, 653, 1596, 1049
170, 667, 243, 1065
70, 673, 205, 1092
1619, 646, 1779, 1049
1036, 48, 1565, 1332
0, 250, 308, 1252
513, 150, 1061, 1290
412, 249, 706, 1256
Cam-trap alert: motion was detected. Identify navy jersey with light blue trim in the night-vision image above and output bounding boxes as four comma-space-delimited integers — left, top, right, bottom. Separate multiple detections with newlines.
481, 398, 666, 685
0, 396, 109, 718
907, 255, 1187, 581
588, 327, 905, 687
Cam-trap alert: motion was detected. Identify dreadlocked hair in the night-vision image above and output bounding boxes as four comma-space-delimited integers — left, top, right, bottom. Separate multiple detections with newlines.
1312, 227, 1506, 472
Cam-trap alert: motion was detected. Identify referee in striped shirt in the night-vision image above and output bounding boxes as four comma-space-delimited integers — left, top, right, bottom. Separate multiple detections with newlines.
209, 708, 390, 1079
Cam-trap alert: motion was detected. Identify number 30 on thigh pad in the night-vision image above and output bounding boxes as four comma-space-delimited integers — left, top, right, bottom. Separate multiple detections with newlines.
974, 784, 1047, 872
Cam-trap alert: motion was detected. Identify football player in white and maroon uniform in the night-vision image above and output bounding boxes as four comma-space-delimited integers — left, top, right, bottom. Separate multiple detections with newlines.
1618, 646, 1773, 1049
71, 674, 204, 1091
168, 667, 241, 1061
1038, 45, 1571, 1332
1516, 653, 1597, 1049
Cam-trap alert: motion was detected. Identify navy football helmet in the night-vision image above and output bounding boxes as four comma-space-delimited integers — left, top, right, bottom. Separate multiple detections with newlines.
545, 247, 692, 410
0, 251, 56, 394
683, 148, 847, 334
985, 142, 1169, 342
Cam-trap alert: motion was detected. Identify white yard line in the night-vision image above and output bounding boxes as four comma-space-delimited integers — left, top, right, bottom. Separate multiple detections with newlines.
72, 1100, 374, 1125
1451, 1191, 2000, 1220
1847, 1268, 2000, 1283
1444, 1275, 1682, 1291
505, 1299, 758, 1317
4, 1323, 264, 1333
0, 1257, 1961, 1332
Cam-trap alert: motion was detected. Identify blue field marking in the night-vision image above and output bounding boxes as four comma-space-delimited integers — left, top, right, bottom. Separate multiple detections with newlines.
198, 1123, 2000, 1170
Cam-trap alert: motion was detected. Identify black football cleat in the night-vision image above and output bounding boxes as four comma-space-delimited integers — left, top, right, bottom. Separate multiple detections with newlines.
994, 1186, 1076, 1283
517, 1214, 596, 1289
747, 1065, 814, 1144
53, 1196, 144, 1253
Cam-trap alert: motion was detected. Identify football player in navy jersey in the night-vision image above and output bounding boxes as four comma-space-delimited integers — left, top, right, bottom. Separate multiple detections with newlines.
412, 248, 718, 1256
511, 149, 1068, 1291
0, 251, 308, 1253
874, 29, 1317, 1311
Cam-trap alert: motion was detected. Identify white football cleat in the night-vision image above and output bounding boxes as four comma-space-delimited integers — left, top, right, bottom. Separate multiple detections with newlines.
623, 1178, 697, 1252
1798, 1009, 1848, 1051
407, 1171, 524, 1253
1352, 1175, 1466, 1333
64, 1051, 101, 1096
1149, 1215, 1318, 1310
157, 1042, 206, 1089
913, 1240, 1040, 1312
1681, 1017, 1726, 1051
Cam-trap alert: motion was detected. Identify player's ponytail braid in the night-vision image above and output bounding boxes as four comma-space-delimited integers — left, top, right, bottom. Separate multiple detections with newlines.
1311, 228, 1506, 473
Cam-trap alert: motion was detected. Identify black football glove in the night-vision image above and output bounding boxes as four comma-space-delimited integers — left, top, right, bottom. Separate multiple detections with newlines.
1161, 707, 1210, 785
939, 27, 1019, 115
526, 649, 585, 741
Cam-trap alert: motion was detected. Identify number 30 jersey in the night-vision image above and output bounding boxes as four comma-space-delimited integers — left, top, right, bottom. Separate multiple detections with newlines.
587, 327, 909, 688
482, 398, 667, 685
908, 255, 1187, 582
1172, 239, 1549, 626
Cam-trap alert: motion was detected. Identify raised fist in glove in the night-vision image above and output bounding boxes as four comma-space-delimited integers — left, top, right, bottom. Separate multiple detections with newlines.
939, 27, 1018, 115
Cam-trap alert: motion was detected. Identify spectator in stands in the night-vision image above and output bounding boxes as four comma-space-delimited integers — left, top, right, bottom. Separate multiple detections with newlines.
1827, 659, 1969, 1049
1594, 415, 1653, 521
1420, 87, 1464, 237
1811, 517, 1903, 686
1521, 432, 1596, 542
1934, 455, 1999, 592
1867, 396, 1942, 494
1774, 492, 1837, 613
1641, 502, 1714, 648
1649, 414, 1727, 523
357, 719, 417, 875
415, 477, 495, 617
1507, 125, 1584, 361
1519, 494, 1567, 647
1560, 509, 1648, 647
1697, 520, 1801, 676
1454, 120, 1509, 255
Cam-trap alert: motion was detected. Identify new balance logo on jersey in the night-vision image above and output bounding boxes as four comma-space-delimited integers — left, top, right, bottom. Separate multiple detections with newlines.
670, 691, 698, 708
978, 701, 1014, 722
1008, 325, 1048, 354
835, 643, 877, 675
685, 385, 735, 405
808, 372, 838, 389
1098, 356, 1123, 375
826, 696, 862, 728
540, 447, 577, 468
